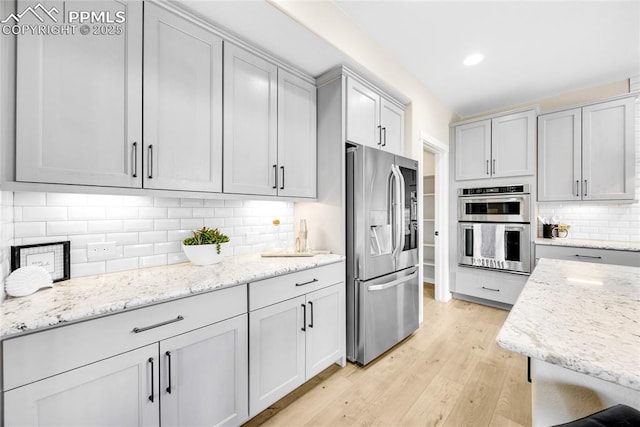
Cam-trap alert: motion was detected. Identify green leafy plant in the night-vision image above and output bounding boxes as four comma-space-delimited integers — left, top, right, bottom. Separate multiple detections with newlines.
183, 227, 230, 254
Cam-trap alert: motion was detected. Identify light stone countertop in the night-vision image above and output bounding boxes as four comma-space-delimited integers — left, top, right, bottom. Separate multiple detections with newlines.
534, 237, 640, 252
497, 258, 640, 391
0, 253, 344, 339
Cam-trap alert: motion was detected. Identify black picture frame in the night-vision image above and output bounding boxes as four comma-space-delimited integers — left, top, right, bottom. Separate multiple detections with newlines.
11, 241, 71, 282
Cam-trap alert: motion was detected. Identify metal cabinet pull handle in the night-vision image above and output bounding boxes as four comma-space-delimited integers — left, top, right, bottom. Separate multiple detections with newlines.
492, 159, 496, 175
147, 145, 153, 179
280, 166, 285, 190
133, 315, 184, 333
301, 303, 306, 332
378, 125, 382, 146
132, 142, 138, 178
308, 301, 314, 328
575, 254, 602, 260
584, 179, 587, 197
148, 357, 155, 402
382, 127, 387, 147
295, 278, 318, 287
575, 180, 579, 197
486, 160, 489, 175
272, 164, 277, 189
481, 286, 500, 292
165, 351, 172, 394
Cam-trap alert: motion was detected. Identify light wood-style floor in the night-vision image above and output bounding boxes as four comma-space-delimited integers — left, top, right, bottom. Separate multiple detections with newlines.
245, 284, 531, 427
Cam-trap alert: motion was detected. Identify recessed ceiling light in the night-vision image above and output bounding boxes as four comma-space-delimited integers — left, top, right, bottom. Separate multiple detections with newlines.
463, 53, 484, 66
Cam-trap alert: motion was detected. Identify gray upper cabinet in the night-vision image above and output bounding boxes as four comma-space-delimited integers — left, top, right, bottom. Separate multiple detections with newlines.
143, 2, 223, 192
454, 110, 536, 180
454, 119, 491, 180
223, 44, 278, 196
224, 44, 317, 198
538, 97, 636, 201
346, 77, 405, 155
582, 98, 635, 201
537, 108, 582, 201
277, 70, 317, 198
16, 0, 142, 187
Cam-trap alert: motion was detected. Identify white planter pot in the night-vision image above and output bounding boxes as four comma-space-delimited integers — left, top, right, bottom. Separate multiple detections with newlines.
182, 244, 225, 266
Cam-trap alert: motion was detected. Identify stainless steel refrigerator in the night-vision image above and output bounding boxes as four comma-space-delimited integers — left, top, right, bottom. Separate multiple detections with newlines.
346, 144, 420, 366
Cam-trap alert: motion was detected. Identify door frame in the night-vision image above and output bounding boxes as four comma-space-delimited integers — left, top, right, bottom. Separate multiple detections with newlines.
421, 131, 451, 303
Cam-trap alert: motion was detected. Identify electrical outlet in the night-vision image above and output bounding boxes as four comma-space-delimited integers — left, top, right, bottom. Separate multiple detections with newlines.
87, 242, 118, 261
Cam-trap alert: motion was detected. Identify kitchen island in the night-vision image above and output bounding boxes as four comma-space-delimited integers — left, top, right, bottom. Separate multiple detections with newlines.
497, 258, 640, 426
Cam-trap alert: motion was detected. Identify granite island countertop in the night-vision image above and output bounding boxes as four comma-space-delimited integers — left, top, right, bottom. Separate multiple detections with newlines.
0, 253, 344, 339
534, 237, 640, 252
497, 258, 640, 391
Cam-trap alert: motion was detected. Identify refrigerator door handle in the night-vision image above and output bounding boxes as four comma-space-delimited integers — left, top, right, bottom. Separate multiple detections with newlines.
367, 268, 418, 292
391, 165, 403, 259
397, 165, 406, 257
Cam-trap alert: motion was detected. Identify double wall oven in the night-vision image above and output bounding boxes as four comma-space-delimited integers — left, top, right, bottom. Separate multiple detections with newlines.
458, 184, 531, 274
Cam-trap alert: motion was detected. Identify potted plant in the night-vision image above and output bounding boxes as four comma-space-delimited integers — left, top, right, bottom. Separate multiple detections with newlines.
182, 227, 230, 266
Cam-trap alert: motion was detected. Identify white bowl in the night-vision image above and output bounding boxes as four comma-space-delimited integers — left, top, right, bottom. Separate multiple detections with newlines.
182, 244, 224, 266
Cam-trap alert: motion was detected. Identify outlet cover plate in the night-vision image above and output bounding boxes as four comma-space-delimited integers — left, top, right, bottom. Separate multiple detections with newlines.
87, 241, 118, 261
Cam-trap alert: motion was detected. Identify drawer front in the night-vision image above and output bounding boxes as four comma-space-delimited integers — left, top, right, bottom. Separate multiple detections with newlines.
2, 284, 247, 391
535, 245, 640, 267
455, 269, 526, 305
249, 262, 345, 311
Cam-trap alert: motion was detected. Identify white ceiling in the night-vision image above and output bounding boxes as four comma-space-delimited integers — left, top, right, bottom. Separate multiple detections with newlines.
334, 0, 640, 117
177, 1, 640, 117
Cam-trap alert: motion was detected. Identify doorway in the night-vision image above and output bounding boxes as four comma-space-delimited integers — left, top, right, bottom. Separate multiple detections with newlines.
421, 133, 450, 302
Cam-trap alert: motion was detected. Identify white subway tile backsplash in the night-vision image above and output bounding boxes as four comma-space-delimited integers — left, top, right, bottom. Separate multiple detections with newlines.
154, 219, 181, 231
47, 221, 87, 235
180, 198, 204, 207
139, 207, 167, 219
47, 193, 87, 207
23, 206, 67, 221
154, 241, 181, 254
14, 192, 45, 206
139, 231, 168, 244
139, 254, 167, 268
87, 220, 123, 233
14, 222, 46, 238
181, 218, 203, 229
72, 261, 106, 278
11, 192, 295, 279
106, 258, 138, 273
123, 244, 154, 258
106, 232, 139, 245
123, 219, 154, 232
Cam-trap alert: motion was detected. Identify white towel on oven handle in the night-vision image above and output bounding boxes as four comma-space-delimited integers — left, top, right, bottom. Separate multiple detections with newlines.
472, 224, 506, 269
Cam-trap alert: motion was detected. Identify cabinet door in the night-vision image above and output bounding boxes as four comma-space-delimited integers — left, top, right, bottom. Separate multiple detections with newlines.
16, 0, 142, 188
160, 314, 248, 427
582, 98, 636, 201
538, 108, 582, 201
223, 44, 278, 195
454, 119, 491, 180
380, 97, 405, 155
491, 110, 536, 178
4, 344, 159, 427
143, 3, 223, 192
346, 77, 380, 148
249, 296, 305, 417
277, 70, 317, 198
305, 283, 345, 379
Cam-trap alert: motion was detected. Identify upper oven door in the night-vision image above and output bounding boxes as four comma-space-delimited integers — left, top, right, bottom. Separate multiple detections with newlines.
458, 195, 530, 223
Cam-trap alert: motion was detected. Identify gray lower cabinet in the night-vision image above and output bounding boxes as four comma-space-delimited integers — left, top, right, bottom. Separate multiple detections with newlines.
454, 268, 527, 306
248, 262, 346, 417
1, 286, 248, 427
538, 97, 636, 201
535, 244, 640, 267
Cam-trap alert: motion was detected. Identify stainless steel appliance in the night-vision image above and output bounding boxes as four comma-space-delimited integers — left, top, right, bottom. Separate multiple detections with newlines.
457, 184, 531, 274
346, 144, 419, 366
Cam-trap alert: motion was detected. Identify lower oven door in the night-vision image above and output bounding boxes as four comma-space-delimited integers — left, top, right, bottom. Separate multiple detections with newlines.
458, 223, 531, 273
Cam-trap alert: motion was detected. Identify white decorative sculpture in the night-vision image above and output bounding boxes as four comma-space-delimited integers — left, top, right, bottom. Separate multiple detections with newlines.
5, 266, 53, 297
